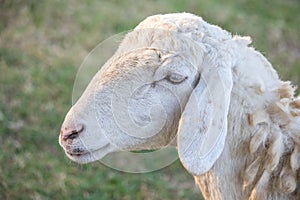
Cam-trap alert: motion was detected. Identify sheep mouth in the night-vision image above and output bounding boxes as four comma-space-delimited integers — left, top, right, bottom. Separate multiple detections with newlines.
65, 143, 111, 160
66, 148, 88, 157
66, 151, 88, 157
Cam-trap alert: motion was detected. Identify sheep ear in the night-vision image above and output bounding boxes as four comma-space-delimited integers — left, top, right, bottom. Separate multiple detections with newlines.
177, 58, 233, 176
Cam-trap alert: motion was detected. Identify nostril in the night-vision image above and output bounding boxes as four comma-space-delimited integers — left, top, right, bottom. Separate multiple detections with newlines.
61, 124, 84, 141
65, 130, 79, 140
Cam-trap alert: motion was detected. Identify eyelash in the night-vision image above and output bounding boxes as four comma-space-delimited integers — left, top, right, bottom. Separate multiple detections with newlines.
165, 73, 188, 84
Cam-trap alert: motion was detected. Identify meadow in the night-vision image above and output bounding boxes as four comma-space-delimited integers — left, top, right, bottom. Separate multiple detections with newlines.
0, 0, 299, 199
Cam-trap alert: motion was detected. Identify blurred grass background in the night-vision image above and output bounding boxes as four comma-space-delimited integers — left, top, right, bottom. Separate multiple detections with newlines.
0, 0, 299, 199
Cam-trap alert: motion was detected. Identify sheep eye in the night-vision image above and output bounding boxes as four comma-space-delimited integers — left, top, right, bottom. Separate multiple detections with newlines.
165, 73, 188, 84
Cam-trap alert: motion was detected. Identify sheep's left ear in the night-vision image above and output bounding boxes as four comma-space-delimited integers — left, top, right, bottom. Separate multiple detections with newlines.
177, 52, 233, 176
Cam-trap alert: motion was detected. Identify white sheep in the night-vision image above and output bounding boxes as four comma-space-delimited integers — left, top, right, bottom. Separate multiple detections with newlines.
59, 13, 300, 200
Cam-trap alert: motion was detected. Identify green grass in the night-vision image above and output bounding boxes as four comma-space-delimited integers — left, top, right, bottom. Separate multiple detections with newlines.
0, 0, 299, 199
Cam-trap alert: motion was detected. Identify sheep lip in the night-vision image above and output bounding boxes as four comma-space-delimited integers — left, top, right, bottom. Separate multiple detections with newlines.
66, 143, 110, 157
66, 151, 88, 157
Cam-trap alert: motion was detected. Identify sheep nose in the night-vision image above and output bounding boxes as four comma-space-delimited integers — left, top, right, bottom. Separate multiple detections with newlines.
60, 124, 84, 141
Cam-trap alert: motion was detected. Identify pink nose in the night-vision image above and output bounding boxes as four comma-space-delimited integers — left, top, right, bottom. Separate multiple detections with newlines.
60, 124, 84, 141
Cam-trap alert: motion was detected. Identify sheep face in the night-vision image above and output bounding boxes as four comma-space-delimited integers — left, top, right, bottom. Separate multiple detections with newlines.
59, 47, 199, 164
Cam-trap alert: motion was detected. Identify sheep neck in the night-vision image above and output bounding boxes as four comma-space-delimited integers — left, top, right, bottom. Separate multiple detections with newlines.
194, 138, 247, 199
193, 83, 300, 200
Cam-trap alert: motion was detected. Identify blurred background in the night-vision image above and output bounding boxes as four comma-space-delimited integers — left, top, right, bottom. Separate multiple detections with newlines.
0, 0, 299, 199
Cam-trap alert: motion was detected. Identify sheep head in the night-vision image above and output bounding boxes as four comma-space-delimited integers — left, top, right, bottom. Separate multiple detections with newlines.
59, 13, 235, 175
60, 47, 197, 161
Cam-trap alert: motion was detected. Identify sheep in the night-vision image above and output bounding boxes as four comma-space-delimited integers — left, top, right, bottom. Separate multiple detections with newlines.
58, 13, 300, 200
